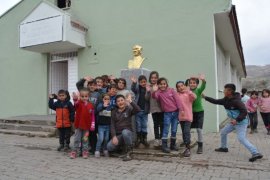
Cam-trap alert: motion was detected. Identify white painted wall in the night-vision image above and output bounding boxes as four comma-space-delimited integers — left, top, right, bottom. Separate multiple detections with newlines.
68, 57, 78, 95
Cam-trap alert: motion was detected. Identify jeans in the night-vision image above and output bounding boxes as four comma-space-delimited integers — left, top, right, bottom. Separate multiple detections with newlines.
73, 129, 89, 152
248, 112, 258, 130
135, 111, 148, 133
162, 112, 179, 140
152, 112, 164, 139
58, 127, 71, 145
107, 129, 133, 151
220, 123, 258, 155
180, 121, 191, 145
96, 125, 110, 151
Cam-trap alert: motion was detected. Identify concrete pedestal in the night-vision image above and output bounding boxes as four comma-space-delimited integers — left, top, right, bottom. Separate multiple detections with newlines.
120, 68, 151, 90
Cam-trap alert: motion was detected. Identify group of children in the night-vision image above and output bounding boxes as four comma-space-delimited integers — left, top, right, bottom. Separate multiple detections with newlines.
49, 72, 266, 162
241, 88, 270, 135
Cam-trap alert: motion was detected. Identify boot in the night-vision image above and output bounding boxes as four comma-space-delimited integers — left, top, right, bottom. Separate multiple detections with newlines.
64, 144, 71, 151
141, 132, 150, 148
162, 139, 170, 153
170, 138, 179, 151
197, 142, 203, 154
135, 132, 141, 147
57, 144, 64, 151
122, 145, 133, 161
183, 144, 191, 157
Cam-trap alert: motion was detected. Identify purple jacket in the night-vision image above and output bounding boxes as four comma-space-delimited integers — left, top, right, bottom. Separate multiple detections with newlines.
152, 88, 183, 112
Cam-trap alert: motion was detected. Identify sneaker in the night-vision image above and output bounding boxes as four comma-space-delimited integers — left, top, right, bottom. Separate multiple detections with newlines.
154, 139, 160, 147
57, 144, 64, 151
215, 147, 229, 152
254, 129, 258, 133
103, 150, 109, 157
249, 153, 263, 162
122, 154, 132, 161
95, 151, 100, 158
82, 151, 89, 159
70, 151, 77, 159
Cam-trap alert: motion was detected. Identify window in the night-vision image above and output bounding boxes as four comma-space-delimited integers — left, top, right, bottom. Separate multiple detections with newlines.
57, 0, 71, 9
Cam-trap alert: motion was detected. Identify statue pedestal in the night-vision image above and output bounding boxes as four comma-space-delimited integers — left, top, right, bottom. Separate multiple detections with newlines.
120, 68, 151, 90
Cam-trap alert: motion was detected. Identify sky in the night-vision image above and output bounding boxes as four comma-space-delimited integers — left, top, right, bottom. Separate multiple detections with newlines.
0, 0, 269, 66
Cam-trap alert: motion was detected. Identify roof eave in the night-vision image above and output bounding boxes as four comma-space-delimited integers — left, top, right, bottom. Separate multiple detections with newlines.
229, 5, 247, 77
0, 0, 24, 19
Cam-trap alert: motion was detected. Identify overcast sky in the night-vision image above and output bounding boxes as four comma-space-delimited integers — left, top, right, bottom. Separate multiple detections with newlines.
0, 0, 269, 66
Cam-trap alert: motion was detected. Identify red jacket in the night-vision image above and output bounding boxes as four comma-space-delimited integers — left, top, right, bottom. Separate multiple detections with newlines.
74, 100, 95, 130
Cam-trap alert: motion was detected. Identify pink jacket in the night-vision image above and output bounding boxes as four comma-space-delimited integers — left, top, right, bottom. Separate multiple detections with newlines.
177, 90, 196, 122
258, 97, 270, 113
246, 98, 259, 113
152, 88, 183, 112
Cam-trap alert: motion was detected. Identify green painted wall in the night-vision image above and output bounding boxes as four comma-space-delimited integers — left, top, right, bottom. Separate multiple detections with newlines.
0, 0, 48, 118
70, 0, 231, 132
0, 0, 233, 132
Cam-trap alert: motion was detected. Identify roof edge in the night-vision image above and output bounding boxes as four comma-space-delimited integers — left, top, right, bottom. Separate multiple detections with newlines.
0, 0, 24, 19
229, 5, 247, 77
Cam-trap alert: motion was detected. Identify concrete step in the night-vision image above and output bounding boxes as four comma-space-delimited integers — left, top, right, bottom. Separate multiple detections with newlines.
0, 123, 56, 133
0, 119, 55, 126
132, 140, 197, 157
0, 129, 55, 138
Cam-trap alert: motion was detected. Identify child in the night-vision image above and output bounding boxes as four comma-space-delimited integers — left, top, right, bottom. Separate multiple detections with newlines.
76, 77, 101, 154
131, 75, 150, 147
108, 75, 117, 85
70, 88, 95, 159
76, 76, 101, 106
203, 83, 263, 162
258, 89, 270, 135
176, 81, 196, 157
241, 88, 251, 128
116, 77, 136, 143
107, 84, 118, 107
117, 78, 134, 98
95, 94, 113, 157
49, 90, 75, 151
152, 77, 184, 153
145, 71, 163, 147
107, 94, 140, 161
186, 74, 206, 154
246, 91, 259, 134
241, 88, 250, 105
102, 74, 110, 88
95, 76, 107, 94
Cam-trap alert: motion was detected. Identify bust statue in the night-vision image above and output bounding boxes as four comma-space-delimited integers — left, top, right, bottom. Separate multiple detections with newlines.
128, 45, 145, 69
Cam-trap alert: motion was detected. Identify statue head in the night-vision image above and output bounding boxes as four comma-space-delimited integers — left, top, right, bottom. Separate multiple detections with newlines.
132, 45, 142, 57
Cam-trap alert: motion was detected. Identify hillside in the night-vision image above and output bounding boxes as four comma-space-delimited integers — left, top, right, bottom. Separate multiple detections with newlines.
242, 64, 270, 90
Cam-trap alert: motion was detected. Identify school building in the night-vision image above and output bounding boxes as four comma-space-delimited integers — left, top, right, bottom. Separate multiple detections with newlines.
0, 0, 246, 132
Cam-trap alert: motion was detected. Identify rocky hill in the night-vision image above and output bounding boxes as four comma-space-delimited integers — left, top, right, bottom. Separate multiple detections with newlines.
242, 65, 270, 91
